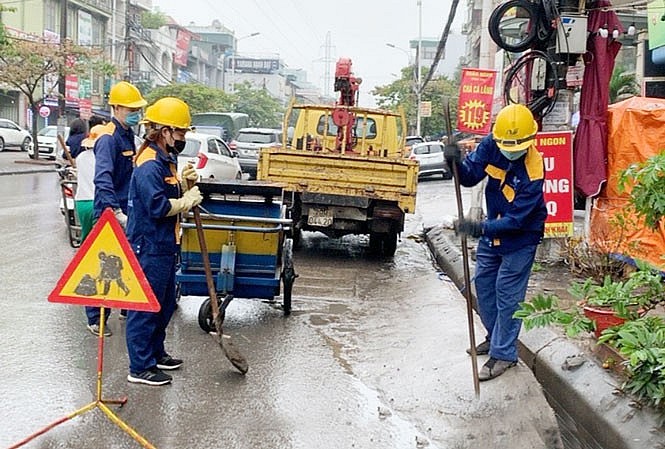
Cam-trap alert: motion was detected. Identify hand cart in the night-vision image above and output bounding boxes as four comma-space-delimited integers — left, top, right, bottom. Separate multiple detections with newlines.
176, 179, 297, 332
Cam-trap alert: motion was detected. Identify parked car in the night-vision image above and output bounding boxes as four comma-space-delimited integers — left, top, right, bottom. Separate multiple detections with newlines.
191, 125, 228, 141
0, 118, 32, 152
177, 131, 242, 181
405, 135, 425, 148
28, 125, 70, 160
408, 141, 452, 180
229, 127, 282, 179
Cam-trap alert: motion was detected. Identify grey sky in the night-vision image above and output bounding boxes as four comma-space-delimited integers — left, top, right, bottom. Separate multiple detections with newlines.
153, 0, 463, 106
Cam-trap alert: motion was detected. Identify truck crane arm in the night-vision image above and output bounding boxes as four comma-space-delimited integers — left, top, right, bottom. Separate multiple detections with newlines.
333, 57, 362, 151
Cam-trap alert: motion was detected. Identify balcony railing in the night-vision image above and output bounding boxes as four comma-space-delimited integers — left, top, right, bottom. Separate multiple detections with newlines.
79, 0, 112, 13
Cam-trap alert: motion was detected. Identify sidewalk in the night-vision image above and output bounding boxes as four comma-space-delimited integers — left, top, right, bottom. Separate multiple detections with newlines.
424, 224, 665, 449
0, 151, 57, 176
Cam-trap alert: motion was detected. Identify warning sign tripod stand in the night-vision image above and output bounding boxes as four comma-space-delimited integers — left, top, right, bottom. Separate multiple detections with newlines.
8, 310, 155, 449
9, 208, 161, 449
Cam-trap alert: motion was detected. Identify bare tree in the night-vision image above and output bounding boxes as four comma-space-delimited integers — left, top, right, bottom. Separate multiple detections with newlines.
0, 29, 113, 159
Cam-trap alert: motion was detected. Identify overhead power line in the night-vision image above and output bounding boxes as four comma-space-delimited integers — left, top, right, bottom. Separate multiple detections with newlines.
420, 0, 461, 93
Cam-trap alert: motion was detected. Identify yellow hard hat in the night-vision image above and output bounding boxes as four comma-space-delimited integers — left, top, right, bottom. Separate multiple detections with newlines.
141, 97, 192, 129
492, 104, 538, 152
108, 81, 148, 108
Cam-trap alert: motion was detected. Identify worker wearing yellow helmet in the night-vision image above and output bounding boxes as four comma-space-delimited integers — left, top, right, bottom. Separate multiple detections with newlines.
124, 97, 202, 386
444, 103, 547, 381
85, 81, 147, 336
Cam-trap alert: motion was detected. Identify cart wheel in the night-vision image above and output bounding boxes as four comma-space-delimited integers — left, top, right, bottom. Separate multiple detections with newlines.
281, 238, 296, 315
174, 283, 181, 309
198, 297, 221, 332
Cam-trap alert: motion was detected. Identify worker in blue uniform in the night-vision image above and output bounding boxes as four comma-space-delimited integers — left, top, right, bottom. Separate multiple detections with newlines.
86, 81, 147, 336
125, 97, 202, 386
444, 104, 548, 381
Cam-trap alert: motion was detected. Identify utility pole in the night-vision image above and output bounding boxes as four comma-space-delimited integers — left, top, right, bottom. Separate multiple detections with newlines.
321, 31, 334, 99
416, 0, 422, 137
57, 0, 68, 156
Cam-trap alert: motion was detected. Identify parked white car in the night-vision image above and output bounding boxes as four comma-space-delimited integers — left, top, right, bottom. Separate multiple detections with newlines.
27, 125, 70, 160
0, 118, 32, 152
407, 141, 452, 180
177, 131, 242, 181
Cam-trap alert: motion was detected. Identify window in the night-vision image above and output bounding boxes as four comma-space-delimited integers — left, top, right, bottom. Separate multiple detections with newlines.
429, 143, 443, 154
207, 139, 220, 155
181, 139, 201, 157
216, 139, 232, 157
45, 0, 59, 33
414, 145, 429, 155
236, 131, 278, 144
316, 116, 377, 139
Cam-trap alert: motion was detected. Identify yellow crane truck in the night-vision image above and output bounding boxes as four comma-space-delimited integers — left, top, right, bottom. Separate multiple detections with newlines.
257, 58, 418, 256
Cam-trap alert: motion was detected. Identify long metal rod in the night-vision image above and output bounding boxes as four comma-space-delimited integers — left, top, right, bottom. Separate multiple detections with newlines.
452, 163, 481, 397
445, 98, 480, 397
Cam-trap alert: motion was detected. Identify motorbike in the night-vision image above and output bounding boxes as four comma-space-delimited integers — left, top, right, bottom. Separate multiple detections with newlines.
56, 160, 81, 248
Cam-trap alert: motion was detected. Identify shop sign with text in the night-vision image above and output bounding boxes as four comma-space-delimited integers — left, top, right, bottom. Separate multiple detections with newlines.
457, 68, 496, 135
538, 131, 573, 238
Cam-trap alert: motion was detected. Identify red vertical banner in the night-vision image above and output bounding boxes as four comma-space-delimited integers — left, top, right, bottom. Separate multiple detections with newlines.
537, 131, 574, 238
175, 29, 193, 67
457, 68, 497, 135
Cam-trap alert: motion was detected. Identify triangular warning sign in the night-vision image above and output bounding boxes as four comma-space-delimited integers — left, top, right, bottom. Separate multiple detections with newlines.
49, 208, 160, 312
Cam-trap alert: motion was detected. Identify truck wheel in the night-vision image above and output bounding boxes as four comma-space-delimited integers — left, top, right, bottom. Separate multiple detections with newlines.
383, 232, 398, 257
291, 227, 302, 249
369, 232, 382, 254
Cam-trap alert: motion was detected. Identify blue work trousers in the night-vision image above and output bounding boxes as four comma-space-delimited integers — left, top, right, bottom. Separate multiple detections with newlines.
474, 239, 538, 362
126, 253, 177, 374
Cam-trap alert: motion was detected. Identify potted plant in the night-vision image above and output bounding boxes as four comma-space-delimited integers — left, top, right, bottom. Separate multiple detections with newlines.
516, 260, 665, 338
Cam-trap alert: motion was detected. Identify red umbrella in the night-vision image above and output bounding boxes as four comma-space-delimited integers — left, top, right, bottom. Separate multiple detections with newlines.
573, 0, 624, 197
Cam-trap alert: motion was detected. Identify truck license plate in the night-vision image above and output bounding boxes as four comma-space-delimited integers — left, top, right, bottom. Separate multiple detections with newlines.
307, 207, 333, 227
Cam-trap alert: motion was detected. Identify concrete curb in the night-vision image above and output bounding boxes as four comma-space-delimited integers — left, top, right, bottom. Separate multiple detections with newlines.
425, 225, 665, 449
0, 160, 56, 176
0, 168, 55, 176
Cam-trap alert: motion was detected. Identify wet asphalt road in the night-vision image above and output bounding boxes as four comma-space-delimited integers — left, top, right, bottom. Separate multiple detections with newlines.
0, 169, 557, 449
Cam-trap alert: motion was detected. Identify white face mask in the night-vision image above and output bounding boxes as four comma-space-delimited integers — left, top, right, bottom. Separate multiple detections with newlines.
500, 149, 527, 161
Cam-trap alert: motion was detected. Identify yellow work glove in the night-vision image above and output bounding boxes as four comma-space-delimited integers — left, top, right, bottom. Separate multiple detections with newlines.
166, 186, 203, 217
180, 163, 198, 191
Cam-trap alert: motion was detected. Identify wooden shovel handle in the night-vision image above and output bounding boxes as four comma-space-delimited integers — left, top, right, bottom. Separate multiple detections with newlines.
188, 180, 221, 322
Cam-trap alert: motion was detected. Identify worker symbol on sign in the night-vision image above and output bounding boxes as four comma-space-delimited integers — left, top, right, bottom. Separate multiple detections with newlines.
74, 251, 130, 297
98, 251, 131, 296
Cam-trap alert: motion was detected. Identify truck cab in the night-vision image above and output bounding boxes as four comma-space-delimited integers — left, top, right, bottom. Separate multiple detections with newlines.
289, 104, 405, 158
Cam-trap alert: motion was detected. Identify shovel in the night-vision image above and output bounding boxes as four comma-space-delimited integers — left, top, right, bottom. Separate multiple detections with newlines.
189, 181, 248, 374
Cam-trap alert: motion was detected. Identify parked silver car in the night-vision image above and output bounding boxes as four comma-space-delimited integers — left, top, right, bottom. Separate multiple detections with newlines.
407, 141, 452, 180
229, 127, 282, 179
0, 118, 32, 152
177, 131, 242, 181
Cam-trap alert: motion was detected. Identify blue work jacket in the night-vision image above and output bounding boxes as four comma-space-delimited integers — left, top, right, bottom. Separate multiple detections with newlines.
126, 143, 181, 256
456, 134, 547, 254
65, 132, 85, 159
93, 118, 137, 219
